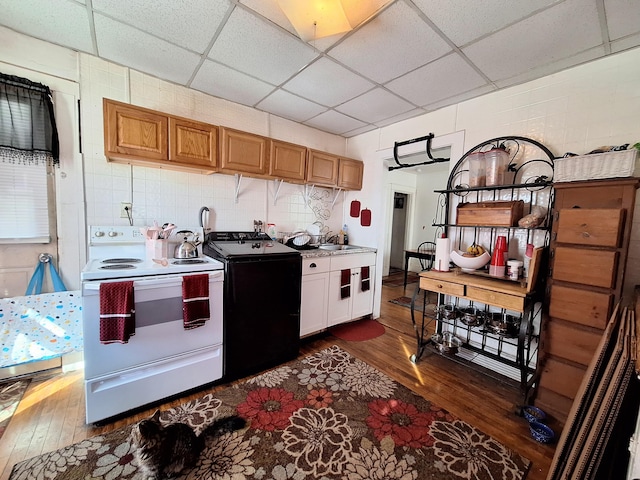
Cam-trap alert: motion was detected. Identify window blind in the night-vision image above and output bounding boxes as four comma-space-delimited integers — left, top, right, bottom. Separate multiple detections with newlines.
0, 159, 50, 243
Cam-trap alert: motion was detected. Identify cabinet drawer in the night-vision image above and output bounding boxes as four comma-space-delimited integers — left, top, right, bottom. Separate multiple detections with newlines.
548, 285, 611, 329
543, 320, 602, 366
552, 246, 618, 288
330, 252, 376, 271
419, 277, 465, 297
465, 286, 525, 311
302, 257, 330, 275
556, 209, 623, 247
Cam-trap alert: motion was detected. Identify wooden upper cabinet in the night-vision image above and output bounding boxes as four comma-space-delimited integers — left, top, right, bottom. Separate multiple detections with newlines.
338, 157, 364, 190
307, 150, 339, 186
219, 127, 269, 176
104, 98, 167, 161
269, 140, 307, 183
103, 98, 217, 173
169, 118, 217, 169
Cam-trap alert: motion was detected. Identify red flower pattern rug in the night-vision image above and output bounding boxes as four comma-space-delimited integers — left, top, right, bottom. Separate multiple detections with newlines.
9, 346, 530, 480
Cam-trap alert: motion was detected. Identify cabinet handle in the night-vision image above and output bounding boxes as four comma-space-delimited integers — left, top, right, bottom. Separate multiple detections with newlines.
582, 231, 590, 238
437, 284, 443, 288
309, 263, 317, 268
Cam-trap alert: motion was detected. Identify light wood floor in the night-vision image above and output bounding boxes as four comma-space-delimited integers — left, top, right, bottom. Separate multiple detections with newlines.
0, 279, 559, 480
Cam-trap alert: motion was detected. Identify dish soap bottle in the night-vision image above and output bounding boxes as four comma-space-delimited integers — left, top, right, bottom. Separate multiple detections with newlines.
343, 224, 349, 245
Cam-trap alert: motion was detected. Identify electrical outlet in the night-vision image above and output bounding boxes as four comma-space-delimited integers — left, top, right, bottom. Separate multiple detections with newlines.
120, 202, 132, 218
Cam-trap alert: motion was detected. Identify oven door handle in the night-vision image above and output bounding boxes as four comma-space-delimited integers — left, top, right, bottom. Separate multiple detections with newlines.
83, 271, 223, 292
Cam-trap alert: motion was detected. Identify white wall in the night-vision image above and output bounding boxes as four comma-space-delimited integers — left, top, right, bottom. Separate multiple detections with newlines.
349, 46, 640, 306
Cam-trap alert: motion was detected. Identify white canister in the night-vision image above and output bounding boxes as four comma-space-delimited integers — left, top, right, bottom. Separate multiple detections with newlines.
507, 260, 523, 280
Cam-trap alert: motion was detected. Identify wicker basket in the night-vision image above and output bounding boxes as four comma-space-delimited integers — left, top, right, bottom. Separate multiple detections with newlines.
555, 149, 639, 183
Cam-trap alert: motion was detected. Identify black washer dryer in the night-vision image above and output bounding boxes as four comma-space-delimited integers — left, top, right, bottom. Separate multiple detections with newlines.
203, 232, 301, 381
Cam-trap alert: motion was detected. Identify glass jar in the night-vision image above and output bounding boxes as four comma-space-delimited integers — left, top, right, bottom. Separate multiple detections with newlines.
467, 152, 485, 187
485, 148, 509, 186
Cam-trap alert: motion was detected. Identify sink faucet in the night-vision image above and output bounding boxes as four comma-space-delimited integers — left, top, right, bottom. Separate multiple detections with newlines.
326, 234, 339, 244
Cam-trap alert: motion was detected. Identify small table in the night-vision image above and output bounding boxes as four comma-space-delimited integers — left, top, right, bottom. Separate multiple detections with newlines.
403, 249, 435, 290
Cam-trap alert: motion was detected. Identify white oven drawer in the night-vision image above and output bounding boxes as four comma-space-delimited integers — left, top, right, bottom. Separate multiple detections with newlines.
85, 345, 223, 423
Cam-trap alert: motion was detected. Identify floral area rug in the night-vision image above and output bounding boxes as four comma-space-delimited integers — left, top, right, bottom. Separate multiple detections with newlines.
0, 379, 30, 440
10, 346, 530, 480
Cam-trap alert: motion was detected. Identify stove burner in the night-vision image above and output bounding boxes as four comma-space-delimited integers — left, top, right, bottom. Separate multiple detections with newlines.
99, 264, 137, 270
101, 258, 143, 264
171, 259, 207, 265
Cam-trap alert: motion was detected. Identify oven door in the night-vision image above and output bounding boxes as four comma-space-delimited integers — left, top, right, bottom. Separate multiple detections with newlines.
82, 271, 223, 379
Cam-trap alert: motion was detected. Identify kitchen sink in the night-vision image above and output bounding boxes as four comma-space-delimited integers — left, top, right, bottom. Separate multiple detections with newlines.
318, 244, 361, 251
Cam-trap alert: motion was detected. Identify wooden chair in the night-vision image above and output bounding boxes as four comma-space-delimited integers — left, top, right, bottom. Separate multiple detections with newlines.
417, 241, 436, 271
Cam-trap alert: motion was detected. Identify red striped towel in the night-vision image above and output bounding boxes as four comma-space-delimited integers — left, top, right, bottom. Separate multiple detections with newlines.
361, 266, 370, 292
183, 274, 210, 329
99, 281, 135, 344
340, 269, 351, 299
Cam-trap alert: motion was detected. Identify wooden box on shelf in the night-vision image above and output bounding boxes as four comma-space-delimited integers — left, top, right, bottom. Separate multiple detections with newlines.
456, 200, 524, 226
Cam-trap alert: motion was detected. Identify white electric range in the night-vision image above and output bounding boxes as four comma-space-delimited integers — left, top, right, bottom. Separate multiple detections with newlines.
82, 226, 225, 423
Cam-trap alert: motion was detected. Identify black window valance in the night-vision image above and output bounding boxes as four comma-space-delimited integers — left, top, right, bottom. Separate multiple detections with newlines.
0, 72, 59, 166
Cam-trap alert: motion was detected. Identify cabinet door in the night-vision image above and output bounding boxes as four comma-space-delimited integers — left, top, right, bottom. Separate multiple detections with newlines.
351, 265, 374, 319
328, 269, 353, 326
219, 127, 268, 175
337, 158, 363, 190
169, 117, 217, 169
552, 246, 618, 288
556, 208, 623, 247
307, 150, 338, 186
548, 285, 611, 329
300, 272, 329, 336
104, 99, 167, 161
269, 140, 306, 182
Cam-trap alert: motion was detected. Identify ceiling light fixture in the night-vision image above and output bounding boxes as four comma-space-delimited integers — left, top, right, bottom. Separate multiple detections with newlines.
277, 0, 354, 42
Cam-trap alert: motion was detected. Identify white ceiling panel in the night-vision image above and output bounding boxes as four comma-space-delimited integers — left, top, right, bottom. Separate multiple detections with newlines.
411, 0, 560, 46
0, 0, 94, 53
304, 110, 367, 135
94, 14, 202, 85
256, 89, 328, 122
2, 0, 640, 138
92, 0, 232, 53
327, 1, 451, 84
190, 60, 275, 107
387, 53, 487, 107
282, 57, 374, 107
336, 87, 414, 123
208, 6, 318, 86
463, 0, 602, 83
605, 0, 640, 40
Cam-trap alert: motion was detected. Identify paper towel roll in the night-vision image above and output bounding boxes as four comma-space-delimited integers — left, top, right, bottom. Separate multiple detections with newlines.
434, 236, 450, 272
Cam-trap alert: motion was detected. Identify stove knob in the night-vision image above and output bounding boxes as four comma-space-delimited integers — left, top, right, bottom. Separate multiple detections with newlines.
108, 231, 117, 237
95, 230, 104, 237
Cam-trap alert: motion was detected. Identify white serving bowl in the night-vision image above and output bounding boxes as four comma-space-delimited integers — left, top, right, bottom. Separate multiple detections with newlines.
450, 251, 491, 272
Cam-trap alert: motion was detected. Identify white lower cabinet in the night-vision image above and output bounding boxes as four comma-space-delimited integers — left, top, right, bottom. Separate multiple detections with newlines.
300, 257, 330, 337
327, 253, 375, 328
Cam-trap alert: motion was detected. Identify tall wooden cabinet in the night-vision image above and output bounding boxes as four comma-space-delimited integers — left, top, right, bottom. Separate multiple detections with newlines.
536, 178, 639, 421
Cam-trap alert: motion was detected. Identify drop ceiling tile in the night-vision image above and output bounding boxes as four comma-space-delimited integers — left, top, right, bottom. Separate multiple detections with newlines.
239, 0, 296, 36
94, 14, 202, 85
208, 6, 318, 85
282, 57, 374, 107
604, 0, 640, 40
425, 84, 496, 111
328, 1, 451, 84
374, 108, 428, 128
386, 53, 487, 107
411, 0, 559, 46
191, 60, 275, 107
304, 110, 367, 135
336, 88, 414, 123
0, 0, 94, 53
256, 89, 327, 123
342, 124, 379, 137
463, 0, 602, 83
92, 0, 231, 53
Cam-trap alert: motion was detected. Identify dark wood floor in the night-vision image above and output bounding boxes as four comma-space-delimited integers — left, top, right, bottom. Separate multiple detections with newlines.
0, 278, 559, 480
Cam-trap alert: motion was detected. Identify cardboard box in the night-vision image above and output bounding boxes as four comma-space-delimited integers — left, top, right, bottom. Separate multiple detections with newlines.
456, 200, 524, 227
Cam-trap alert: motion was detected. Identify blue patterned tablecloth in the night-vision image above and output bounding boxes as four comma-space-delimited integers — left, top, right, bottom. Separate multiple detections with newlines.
0, 291, 83, 368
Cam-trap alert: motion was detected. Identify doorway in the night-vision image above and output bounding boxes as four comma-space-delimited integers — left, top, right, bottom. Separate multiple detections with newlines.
389, 192, 408, 271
